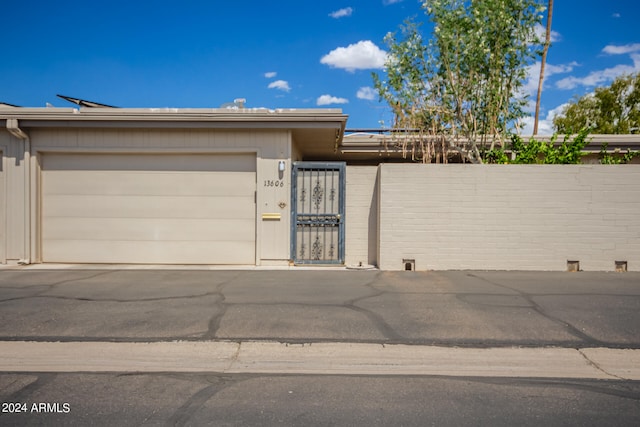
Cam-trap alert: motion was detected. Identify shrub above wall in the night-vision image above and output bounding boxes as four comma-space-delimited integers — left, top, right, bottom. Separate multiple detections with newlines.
483, 129, 640, 165
339, 132, 640, 165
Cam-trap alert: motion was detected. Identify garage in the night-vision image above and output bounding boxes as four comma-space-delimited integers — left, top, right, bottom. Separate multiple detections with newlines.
41, 152, 256, 264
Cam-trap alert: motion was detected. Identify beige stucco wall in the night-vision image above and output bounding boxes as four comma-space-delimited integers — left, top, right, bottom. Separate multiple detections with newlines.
0, 131, 29, 263
378, 164, 640, 271
258, 157, 291, 265
345, 166, 378, 267
3, 127, 293, 265
291, 137, 302, 162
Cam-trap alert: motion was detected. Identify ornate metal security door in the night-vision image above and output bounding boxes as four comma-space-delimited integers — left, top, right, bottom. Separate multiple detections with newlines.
291, 162, 345, 264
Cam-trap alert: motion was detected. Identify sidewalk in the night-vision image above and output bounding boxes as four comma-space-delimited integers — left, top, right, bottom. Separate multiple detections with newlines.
2, 341, 639, 380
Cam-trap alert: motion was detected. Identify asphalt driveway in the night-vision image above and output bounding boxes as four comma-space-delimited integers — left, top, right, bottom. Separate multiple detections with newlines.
0, 269, 638, 348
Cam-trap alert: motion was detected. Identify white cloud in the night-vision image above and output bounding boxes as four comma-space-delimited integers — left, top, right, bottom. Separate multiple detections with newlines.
602, 43, 640, 55
556, 53, 640, 90
519, 103, 568, 136
321, 40, 388, 72
317, 95, 349, 106
357, 86, 377, 101
522, 61, 578, 98
329, 7, 353, 19
534, 23, 561, 43
264, 71, 277, 78
383, 0, 403, 5
553, 44, 640, 90
612, 13, 621, 18
268, 80, 291, 92
546, 62, 580, 74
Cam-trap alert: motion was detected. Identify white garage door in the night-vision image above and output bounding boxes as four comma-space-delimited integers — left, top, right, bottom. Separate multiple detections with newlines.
41, 153, 256, 264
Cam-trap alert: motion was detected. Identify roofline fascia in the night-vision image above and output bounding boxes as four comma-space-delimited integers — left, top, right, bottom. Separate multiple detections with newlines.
0, 109, 348, 131
0, 107, 346, 119
11, 120, 346, 131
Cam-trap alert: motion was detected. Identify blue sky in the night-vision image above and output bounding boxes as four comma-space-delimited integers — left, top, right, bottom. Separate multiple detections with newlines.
2, 0, 639, 134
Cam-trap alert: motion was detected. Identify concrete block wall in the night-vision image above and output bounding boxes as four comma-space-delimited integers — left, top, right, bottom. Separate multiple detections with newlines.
345, 166, 378, 266
378, 164, 640, 271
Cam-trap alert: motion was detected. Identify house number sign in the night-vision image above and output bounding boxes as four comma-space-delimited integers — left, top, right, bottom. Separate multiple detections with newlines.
264, 180, 284, 187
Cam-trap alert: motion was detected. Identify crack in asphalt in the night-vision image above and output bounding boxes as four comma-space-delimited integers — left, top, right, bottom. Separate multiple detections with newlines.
345, 275, 406, 341
0, 270, 114, 286
577, 349, 627, 381
165, 375, 249, 427
0, 270, 116, 303
226, 342, 242, 372
466, 376, 640, 401
0, 292, 225, 304
465, 273, 607, 346
202, 273, 244, 340
456, 293, 534, 308
344, 305, 406, 341
210, 297, 406, 342
202, 271, 405, 342
2, 373, 58, 403
203, 293, 226, 340
166, 382, 226, 426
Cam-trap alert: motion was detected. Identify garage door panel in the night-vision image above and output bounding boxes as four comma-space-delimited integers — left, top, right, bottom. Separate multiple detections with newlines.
44, 240, 255, 264
43, 217, 255, 242
44, 195, 255, 219
41, 153, 256, 264
42, 153, 256, 173
43, 171, 255, 197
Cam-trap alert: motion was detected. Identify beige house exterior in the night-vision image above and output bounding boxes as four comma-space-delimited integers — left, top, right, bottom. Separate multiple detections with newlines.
0, 106, 346, 266
2, 104, 639, 271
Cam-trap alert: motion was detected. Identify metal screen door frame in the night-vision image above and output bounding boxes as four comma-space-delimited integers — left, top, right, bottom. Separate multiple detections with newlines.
291, 162, 346, 265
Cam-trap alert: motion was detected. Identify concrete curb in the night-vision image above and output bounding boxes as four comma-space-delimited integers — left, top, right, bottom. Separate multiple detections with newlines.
1, 341, 639, 380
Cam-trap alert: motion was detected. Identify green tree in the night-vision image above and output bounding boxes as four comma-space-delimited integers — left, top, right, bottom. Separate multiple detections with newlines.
374, 0, 544, 163
553, 73, 640, 134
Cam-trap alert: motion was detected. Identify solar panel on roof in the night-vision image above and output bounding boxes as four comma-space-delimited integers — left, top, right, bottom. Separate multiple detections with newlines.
56, 94, 118, 108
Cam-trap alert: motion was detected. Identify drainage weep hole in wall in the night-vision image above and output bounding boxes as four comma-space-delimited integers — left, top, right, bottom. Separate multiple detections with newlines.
567, 260, 580, 272
403, 259, 415, 271
615, 261, 628, 272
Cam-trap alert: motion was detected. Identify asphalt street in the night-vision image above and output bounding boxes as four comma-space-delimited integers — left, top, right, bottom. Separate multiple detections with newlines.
2, 374, 639, 427
0, 268, 639, 425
